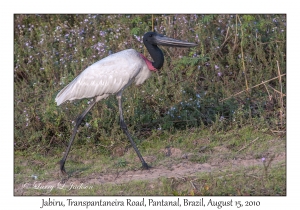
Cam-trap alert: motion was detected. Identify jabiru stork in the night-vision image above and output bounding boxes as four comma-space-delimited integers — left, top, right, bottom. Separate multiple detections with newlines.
56, 31, 197, 175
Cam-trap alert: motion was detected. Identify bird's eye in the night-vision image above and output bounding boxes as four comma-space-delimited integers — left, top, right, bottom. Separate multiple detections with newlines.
149, 34, 152, 37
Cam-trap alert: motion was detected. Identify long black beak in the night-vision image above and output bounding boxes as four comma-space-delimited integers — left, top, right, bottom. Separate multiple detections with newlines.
154, 33, 197, 48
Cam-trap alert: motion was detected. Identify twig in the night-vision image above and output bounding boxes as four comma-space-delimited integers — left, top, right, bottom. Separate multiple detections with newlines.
258, 40, 286, 45
263, 83, 272, 101
237, 15, 249, 92
220, 26, 231, 49
234, 15, 238, 50
219, 74, 286, 102
276, 60, 284, 127
267, 85, 286, 97
270, 129, 286, 133
152, 14, 154, 32
190, 180, 197, 190
48, 136, 55, 147
246, 174, 259, 179
237, 137, 259, 153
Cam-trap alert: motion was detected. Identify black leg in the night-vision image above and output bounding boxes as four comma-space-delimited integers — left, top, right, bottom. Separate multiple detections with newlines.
116, 93, 149, 169
60, 100, 97, 175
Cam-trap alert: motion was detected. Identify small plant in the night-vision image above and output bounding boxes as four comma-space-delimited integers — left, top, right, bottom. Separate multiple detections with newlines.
261, 155, 275, 180
116, 158, 127, 168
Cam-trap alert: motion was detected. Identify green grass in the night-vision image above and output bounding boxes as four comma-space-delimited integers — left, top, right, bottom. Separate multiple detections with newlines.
14, 125, 285, 195
14, 14, 286, 195
16, 164, 286, 196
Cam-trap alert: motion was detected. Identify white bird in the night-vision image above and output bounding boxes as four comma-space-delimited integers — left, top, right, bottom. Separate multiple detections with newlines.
56, 31, 197, 175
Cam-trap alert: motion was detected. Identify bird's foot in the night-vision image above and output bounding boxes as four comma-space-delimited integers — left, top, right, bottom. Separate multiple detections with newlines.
57, 160, 69, 183
59, 160, 68, 176
142, 162, 150, 170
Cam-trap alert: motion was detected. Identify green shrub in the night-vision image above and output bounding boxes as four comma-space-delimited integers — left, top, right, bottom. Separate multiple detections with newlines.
14, 14, 286, 154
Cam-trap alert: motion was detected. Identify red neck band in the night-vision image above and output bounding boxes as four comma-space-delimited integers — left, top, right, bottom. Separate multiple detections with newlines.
139, 53, 157, 71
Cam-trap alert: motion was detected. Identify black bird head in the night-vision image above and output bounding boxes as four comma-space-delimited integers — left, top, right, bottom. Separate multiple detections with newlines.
143, 32, 197, 69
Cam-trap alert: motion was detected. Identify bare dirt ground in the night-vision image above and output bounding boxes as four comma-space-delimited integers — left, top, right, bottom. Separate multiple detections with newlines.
14, 145, 285, 195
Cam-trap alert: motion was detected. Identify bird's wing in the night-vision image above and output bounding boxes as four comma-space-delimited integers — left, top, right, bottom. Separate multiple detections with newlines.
55, 49, 143, 105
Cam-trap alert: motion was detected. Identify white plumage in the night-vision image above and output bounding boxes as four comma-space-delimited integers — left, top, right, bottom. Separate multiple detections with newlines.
55, 49, 152, 106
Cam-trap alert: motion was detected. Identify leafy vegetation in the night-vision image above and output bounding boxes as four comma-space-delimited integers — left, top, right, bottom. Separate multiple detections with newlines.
14, 14, 286, 195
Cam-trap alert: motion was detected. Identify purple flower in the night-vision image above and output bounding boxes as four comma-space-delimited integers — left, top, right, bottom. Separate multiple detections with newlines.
261, 157, 266, 162
99, 31, 106, 37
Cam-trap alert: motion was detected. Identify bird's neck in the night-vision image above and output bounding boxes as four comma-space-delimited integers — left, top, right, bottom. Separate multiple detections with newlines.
139, 54, 156, 71
144, 42, 164, 70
